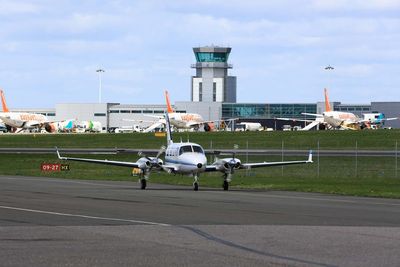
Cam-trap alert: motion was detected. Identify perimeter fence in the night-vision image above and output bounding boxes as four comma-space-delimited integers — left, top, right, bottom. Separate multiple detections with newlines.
203, 139, 399, 179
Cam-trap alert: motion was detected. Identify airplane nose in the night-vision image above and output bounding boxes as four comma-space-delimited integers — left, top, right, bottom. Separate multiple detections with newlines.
197, 163, 203, 169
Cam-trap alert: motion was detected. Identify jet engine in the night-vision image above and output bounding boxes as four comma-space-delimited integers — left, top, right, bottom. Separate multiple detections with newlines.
204, 122, 214, 132
44, 123, 58, 133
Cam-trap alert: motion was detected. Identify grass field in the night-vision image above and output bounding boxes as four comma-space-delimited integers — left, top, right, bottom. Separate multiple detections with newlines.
1, 130, 400, 198
1, 129, 400, 150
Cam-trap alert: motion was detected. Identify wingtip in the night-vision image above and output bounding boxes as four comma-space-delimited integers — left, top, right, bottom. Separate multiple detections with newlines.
55, 147, 62, 159
308, 150, 313, 163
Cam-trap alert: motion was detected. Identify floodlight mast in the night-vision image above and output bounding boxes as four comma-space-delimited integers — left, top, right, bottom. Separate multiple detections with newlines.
96, 69, 105, 103
324, 65, 334, 91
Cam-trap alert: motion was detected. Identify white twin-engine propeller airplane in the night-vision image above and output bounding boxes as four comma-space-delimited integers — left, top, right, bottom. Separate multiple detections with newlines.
57, 113, 313, 191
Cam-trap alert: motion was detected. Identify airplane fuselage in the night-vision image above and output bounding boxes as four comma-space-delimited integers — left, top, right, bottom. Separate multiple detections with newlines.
322, 111, 359, 128
165, 142, 207, 174
0, 112, 48, 129
169, 113, 204, 129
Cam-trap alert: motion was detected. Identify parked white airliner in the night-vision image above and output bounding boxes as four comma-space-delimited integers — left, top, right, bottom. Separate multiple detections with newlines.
279, 88, 397, 130
0, 89, 65, 133
303, 88, 398, 130
141, 90, 227, 132
57, 112, 313, 191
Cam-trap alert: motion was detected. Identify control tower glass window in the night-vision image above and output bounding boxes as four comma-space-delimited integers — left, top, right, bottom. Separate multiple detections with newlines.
195, 52, 229, 62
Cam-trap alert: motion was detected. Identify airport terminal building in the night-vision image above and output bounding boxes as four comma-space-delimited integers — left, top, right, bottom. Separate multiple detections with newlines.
10, 46, 400, 130
13, 100, 400, 132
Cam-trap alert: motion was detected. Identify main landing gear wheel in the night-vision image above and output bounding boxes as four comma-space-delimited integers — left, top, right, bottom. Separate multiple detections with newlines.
193, 182, 199, 191
140, 179, 147, 190
223, 180, 229, 191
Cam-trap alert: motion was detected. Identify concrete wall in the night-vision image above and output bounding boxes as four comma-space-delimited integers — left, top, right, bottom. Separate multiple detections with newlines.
108, 104, 166, 129
175, 101, 222, 122
371, 102, 400, 128
55, 103, 111, 130
225, 76, 237, 103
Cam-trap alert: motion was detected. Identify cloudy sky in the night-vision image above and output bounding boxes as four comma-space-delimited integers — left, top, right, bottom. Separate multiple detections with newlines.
1, 0, 399, 108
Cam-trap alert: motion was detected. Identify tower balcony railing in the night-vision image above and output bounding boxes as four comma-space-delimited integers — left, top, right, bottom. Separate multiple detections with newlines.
191, 62, 233, 69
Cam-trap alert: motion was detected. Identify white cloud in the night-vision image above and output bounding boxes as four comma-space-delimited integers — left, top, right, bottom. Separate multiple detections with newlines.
0, 0, 399, 106
0, 1, 40, 15
311, 0, 400, 10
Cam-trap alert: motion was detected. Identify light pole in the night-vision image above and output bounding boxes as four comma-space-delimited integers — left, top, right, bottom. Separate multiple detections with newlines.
324, 65, 334, 91
96, 69, 105, 103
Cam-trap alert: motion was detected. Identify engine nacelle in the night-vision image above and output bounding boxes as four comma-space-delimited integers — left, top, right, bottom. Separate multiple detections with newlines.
204, 123, 214, 132
44, 123, 58, 133
216, 158, 241, 171
137, 157, 151, 169
137, 157, 163, 169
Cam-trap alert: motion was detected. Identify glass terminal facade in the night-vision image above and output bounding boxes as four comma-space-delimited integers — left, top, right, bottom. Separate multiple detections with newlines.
222, 103, 317, 120
334, 104, 371, 116
195, 52, 230, 62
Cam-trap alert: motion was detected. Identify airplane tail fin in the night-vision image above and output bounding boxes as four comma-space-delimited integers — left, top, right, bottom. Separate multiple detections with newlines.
165, 90, 174, 113
0, 89, 10, 112
324, 88, 332, 112
165, 112, 173, 145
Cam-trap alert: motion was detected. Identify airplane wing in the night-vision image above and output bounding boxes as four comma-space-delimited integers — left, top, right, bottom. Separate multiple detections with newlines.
301, 113, 324, 117
241, 151, 313, 169
123, 118, 158, 123
161, 164, 179, 173
276, 117, 316, 123
56, 148, 140, 168
359, 117, 398, 123
205, 165, 218, 172
144, 114, 164, 119
187, 118, 239, 128
205, 151, 313, 171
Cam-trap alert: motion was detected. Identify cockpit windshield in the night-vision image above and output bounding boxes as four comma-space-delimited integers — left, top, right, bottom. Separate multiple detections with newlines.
179, 145, 193, 155
192, 145, 204, 154
178, 145, 204, 155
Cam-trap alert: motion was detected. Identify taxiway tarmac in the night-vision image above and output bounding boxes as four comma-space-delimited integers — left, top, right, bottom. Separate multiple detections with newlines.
1, 175, 399, 266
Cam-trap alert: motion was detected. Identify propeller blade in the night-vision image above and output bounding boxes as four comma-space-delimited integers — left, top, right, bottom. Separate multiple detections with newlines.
156, 147, 165, 159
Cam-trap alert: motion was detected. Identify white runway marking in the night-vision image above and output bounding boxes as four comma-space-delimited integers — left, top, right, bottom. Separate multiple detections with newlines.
2, 175, 400, 207
210, 190, 400, 207
0, 205, 170, 226
1, 176, 135, 188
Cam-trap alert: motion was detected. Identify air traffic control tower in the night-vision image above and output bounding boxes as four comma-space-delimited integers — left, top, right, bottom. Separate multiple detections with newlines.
191, 46, 236, 103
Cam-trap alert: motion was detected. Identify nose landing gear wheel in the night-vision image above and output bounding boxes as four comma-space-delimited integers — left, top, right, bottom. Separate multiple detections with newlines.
223, 180, 229, 191
193, 182, 199, 191
140, 179, 147, 190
